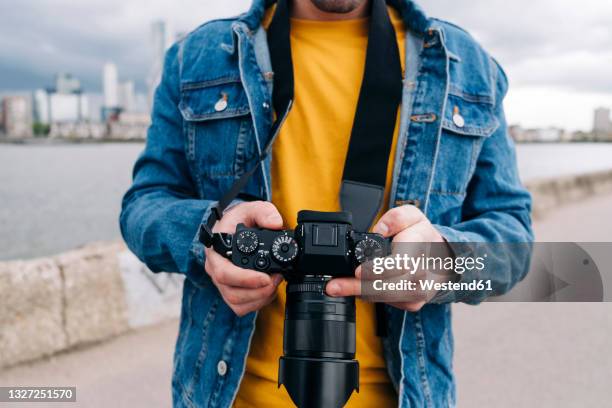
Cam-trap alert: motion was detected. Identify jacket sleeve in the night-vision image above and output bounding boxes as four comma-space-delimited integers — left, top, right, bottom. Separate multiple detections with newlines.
119, 42, 213, 286
432, 61, 534, 305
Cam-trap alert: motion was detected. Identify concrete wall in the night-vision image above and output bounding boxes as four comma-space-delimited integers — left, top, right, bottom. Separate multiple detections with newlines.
0, 242, 182, 369
526, 169, 612, 219
1, 169, 611, 369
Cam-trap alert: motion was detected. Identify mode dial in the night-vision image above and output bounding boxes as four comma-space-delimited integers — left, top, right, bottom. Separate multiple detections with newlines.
354, 238, 383, 264
236, 230, 259, 254
271, 235, 299, 264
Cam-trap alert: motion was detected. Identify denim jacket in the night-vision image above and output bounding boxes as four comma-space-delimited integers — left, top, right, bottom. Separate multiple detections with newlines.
120, 0, 533, 406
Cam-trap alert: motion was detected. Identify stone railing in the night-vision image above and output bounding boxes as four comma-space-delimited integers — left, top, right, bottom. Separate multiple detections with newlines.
0, 242, 182, 369
526, 169, 612, 218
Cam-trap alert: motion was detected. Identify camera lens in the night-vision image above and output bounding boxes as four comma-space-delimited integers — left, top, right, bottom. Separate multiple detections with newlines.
279, 276, 359, 408
284, 277, 355, 358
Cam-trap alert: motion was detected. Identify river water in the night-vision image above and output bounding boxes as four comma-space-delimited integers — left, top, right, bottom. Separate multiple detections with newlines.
1, 142, 611, 260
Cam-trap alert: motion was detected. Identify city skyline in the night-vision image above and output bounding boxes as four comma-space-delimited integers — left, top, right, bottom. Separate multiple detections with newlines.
0, 0, 611, 131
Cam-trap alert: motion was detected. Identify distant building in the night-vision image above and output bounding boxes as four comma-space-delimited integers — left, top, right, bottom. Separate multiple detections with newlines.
33, 89, 88, 124
509, 125, 565, 143
33, 73, 88, 125
593, 107, 611, 135
1, 96, 32, 138
55, 73, 81, 94
103, 62, 119, 109
108, 112, 151, 140
118, 80, 136, 112
49, 121, 106, 139
148, 20, 174, 110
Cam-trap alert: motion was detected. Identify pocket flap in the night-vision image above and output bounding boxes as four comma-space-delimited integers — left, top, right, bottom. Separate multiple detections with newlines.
179, 78, 250, 122
442, 94, 499, 137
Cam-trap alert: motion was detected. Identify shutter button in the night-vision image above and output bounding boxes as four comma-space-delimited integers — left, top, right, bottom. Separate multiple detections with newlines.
217, 360, 228, 376
452, 106, 465, 128
214, 93, 228, 112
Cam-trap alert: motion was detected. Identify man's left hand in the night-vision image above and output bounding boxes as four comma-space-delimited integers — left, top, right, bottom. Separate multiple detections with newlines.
325, 205, 447, 312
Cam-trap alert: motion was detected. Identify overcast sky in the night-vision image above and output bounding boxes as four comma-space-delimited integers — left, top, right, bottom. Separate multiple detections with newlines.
1, 0, 611, 131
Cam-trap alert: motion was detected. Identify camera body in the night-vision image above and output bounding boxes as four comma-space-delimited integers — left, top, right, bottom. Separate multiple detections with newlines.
229, 210, 390, 278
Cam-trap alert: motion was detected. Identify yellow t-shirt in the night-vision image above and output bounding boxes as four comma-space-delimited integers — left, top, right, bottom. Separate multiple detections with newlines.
234, 9, 405, 408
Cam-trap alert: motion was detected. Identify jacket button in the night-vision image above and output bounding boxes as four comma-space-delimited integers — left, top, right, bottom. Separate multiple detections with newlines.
262, 101, 270, 110
452, 106, 465, 128
214, 93, 228, 112
217, 360, 228, 376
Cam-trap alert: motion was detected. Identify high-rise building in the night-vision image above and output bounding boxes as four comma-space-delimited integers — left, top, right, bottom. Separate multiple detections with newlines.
103, 62, 119, 109
1, 96, 32, 138
148, 20, 174, 110
55, 73, 81, 94
33, 89, 89, 124
593, 107, 611, 134
118, 80, 136, 112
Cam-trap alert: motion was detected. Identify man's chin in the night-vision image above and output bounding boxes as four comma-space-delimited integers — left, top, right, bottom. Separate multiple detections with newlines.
309, 0, 365, 14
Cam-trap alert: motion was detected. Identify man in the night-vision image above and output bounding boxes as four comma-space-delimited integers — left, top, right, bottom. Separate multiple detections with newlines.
120, 0, 533, 406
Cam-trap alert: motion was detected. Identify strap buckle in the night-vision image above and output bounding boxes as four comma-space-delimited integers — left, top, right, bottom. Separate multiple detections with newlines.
199, 206, 233, 258
199, 222, 215, 248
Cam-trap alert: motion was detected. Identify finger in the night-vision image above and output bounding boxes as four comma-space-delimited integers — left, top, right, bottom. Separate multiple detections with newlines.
219, 274, 283, 305
206, 250, 272, 288
373, 205, 424, 237
235, 201, 284, 229
244, 201, 283, 229
326, 278, 361, 297
214, 201, 283, 233
392, 221, 428, 243
231, 289, 280, 317
393, 220, 444, 244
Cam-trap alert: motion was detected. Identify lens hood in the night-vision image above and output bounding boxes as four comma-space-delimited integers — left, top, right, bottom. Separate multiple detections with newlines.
278, 356, 359, 408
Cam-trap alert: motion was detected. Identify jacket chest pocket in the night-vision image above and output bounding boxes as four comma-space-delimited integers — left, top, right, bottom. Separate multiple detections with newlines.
179, 78, 257, 196
432, 93, 499, 195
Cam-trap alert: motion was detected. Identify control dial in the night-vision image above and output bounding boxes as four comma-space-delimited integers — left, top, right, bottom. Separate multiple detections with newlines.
354, 238, 383, 264
236, 230, 259, 254
271, 235, 299, 264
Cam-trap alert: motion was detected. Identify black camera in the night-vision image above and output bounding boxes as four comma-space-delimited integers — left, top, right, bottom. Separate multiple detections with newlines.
211, 210, 390, 408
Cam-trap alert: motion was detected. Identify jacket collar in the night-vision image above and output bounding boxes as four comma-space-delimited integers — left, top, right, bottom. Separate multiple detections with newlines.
237, 0, 431, 35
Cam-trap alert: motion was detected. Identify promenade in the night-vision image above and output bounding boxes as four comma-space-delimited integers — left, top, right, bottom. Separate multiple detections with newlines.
1, 192, 611, 408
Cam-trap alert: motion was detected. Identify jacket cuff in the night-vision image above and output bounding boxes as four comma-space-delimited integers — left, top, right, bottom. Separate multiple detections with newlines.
430, 225, 483, 304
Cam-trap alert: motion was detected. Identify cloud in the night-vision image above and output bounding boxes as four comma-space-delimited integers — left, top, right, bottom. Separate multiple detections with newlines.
419, 0, 612, 129
0, 0, 250, 91
420, 0, 612, 88
0, 0, 610, 130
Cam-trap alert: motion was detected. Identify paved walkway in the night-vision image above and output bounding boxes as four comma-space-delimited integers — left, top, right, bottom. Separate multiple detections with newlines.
2, 193, 612, 408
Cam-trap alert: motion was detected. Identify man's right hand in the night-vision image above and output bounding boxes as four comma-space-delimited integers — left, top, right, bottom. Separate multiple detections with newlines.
204, 201, 285, 316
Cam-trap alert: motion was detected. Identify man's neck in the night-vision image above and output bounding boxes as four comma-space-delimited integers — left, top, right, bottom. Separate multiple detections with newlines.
290, 0, 371, 21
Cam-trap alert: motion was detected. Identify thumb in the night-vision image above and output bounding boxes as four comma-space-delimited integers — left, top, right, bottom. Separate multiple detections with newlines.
245, 201, 284, 230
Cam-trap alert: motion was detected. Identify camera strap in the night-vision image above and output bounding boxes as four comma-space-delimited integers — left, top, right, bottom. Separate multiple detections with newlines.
269, 0, 403, 232
201, 0, 402, 336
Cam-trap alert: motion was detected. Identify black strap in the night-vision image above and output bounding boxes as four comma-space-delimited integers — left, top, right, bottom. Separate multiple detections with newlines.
343, 0, 402, 187
267, 0, 294, 122
341, 0, 403, 231
376, 303, 388, 337
270, 0, 403, 232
